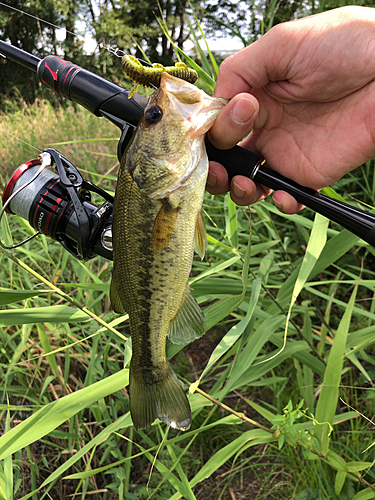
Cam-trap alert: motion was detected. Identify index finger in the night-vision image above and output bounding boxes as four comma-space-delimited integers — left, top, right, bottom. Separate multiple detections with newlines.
213, 53, 253, 98
213, 28, 288, 98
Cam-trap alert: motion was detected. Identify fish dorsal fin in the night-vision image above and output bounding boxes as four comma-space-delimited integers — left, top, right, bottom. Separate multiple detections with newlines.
168, 286, 205, 345
152, 199, 179, 254
194, 211, 207, 260
110, 274, 125, 314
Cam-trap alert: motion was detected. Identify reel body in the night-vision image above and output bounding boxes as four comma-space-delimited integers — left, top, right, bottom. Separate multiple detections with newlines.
2, 150, 114, 260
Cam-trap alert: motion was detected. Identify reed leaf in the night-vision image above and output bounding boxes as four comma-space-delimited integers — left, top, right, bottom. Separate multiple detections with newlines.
314, 283, 358, 454
0, 369, 129, 460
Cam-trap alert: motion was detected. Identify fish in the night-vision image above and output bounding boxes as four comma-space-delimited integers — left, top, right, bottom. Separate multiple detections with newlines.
110, 72, 226, 431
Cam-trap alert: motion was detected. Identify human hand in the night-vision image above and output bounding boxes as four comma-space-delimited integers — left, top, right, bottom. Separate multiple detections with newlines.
207, 6, 375, 213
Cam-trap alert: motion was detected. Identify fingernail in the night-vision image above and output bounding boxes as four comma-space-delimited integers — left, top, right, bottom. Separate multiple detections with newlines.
232, 181, 246, 199
231, 98, 256, 125
273, 197, 284, 212
206, 171, 218, 188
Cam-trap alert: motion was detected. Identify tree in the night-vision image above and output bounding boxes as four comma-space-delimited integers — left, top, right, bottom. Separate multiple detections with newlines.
83, 0, 202, 84
0, 0, 62, 106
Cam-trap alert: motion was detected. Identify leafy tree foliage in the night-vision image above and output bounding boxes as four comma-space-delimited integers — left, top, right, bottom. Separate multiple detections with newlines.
0, 0, 371, 108
0, 0, 203, 106
0, 0, 62, 105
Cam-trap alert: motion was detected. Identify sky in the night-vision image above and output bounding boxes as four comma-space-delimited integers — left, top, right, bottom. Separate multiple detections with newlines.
56, 23, 245, 58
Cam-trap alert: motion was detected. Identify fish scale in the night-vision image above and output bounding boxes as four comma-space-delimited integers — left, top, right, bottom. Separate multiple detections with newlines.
110, 73, 226, 430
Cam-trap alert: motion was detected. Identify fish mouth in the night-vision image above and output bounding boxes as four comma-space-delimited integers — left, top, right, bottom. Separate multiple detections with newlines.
146, 74, 226, 200
160, 73, 227, 138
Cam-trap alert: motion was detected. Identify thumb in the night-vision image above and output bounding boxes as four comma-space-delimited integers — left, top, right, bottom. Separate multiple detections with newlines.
208, 93, 258, 150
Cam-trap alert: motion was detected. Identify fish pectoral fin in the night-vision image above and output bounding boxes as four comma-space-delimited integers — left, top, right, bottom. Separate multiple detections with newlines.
110, 274, 125, 314
194, 211, 207, 260
152, 200, 179, 254
168, 286, 205, 345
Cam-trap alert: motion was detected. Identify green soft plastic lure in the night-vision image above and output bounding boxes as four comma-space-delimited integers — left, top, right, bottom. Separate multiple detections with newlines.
122, 55, 198, 98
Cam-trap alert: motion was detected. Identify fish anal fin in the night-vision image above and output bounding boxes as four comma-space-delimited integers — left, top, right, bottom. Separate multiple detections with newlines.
152, 199, 179, 254
168, 287, 205, 345
129, 362, 191, 431
194, 211, 207, 260
110, 274, 125, 314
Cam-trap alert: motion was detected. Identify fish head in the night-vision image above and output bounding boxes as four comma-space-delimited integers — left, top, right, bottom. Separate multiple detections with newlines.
127, 72, 227, 196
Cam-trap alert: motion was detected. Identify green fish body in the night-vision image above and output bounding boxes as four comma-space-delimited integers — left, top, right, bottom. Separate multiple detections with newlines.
111, 73, 226, 430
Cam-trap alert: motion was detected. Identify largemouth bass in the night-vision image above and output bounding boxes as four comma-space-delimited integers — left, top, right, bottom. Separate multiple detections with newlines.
111, 73, 226, 430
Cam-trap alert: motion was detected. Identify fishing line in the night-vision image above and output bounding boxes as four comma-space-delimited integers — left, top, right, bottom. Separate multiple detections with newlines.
105, 45, 127, 58
1, 130, 43, 153
0, 8, 118, 161
0, 3, 152, 81
105, 45, 153, 67
0, 2, 124, 58
0, 1, 77, 38
0, 1, 103, 57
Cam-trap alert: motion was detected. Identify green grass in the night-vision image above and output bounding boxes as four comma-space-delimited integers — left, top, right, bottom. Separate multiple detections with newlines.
2, 120, 375, 498
2, 11, 375, 500
0, 98, 120, 192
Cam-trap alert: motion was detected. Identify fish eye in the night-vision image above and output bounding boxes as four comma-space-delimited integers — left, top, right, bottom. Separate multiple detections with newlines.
144, 105, 163, 125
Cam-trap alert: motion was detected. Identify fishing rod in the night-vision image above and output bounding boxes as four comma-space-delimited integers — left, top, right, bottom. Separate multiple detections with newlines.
0, 40, 147, 260
1, 40, 375, 262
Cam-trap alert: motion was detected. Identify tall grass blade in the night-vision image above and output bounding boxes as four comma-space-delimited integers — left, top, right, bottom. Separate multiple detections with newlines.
63, 415, 242, 482
187, 0, 219, 76
224, 337, 308, 394
0, 369, 129, 460
289, 213, 329, 311
36, 323, 59, 376
0, 472, 6, 500
334, 469, 347, 496
0, 289, 46, 306
280, 213, 328, 358
314, 283, 358, 454
305, 286, 375, 322
0, 305, 91, 326
4, 409, 13, 500
302, 305, 314, 412
223, 314, 286, 394
117, 435, 188, 498
272, 229, 359, 313
155, 11, 216, 90
162, 433, 197, 500
195, 278, 262, 387
17, 414, 132, 500
265, 0, 280, 30
197, 228, 252, 331
225, 195, 238, 248
187, 429, 273, 489
189, 255, 240, 285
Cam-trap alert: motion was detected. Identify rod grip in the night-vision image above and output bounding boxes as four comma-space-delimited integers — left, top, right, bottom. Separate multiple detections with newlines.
205, 136, 375, 247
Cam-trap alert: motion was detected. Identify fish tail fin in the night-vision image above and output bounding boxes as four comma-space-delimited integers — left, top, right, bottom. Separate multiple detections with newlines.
129, 362, 191, 431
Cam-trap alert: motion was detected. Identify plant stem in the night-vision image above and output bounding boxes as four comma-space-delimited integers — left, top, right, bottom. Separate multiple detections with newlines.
1, 248, 127, 341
